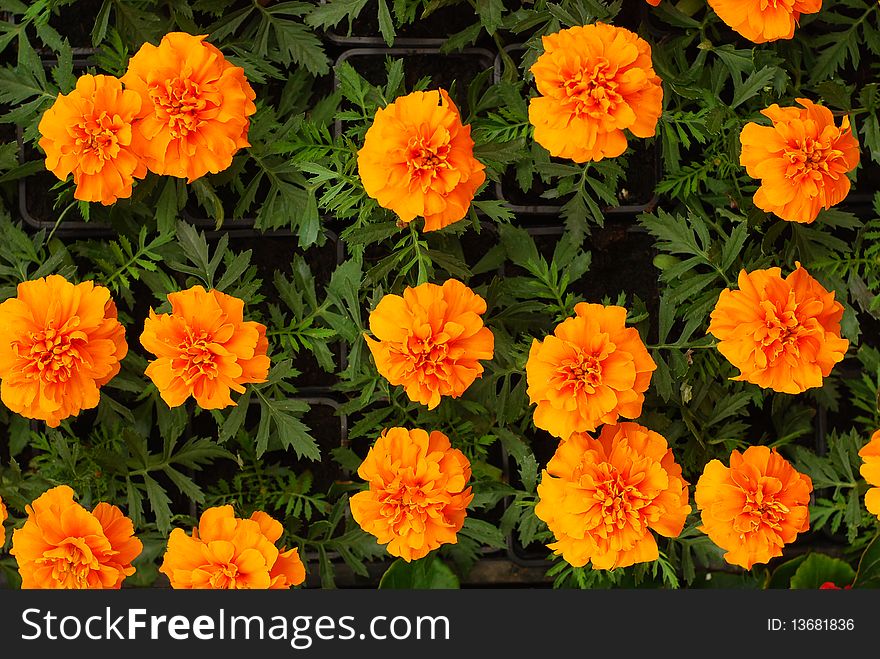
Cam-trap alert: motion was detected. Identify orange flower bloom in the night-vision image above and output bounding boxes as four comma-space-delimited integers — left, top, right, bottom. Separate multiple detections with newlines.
38, 74, 146, 205
695, 445, 812, 569
535, 422, 690, 570
357, 89, 486, 232
526, 303, 656, 439
708, 0, 821, 43
708, 266, 848, 394
364, 279, 494, 409
249, 511, 307, 588
159, 506, 305, 589
140, 285, 270, 409
349, 427, 473, 562
646, 0, 660, 5
858, 430, 880, 519
0, 496, 7, 547
10, 485, 142, 589
121, 32, 256, 182
740, 99, 859, 223
528, 23, 663, 163
0, 275, 128, 427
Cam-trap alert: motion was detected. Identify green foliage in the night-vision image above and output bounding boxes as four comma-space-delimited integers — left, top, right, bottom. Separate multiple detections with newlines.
0, 0, 879, 591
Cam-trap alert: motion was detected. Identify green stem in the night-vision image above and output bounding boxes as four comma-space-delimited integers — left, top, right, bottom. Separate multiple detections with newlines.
46, 201, 78, 244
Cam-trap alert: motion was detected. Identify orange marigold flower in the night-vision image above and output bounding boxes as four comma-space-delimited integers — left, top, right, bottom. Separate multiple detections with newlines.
695, 445, 812, 569
535, 422, 690, 570
526, 303, 656, 439
740, 99, 859, 224
121, 32, 256, 182
707, 265, 848, 394
0, 496, 7, 547
349, 427, 473, 562
140, 285, 270, 410
708, 0, 821, 43
38, 74, 146, 205
249, 511, 307, 589
364, 279, 494, 409
858, 430, 880, 519
10, 485, 142, 589
357, 89, 486, 232
159, 506, 305, 589
528, 23, 663, 163
0, 274, 128, 427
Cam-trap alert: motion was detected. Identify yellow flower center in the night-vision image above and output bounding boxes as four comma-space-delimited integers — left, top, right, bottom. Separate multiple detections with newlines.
405, 132, 452, 189
574, 461, 650, 536
785, 135, 845, 180
150, 77, 208, 138
208, 562, 240, 589
17, 321, 86, 384
38, 540, 97, 589
737, 483, 790, 533
559, 342, 613, 395
174, 329, 219, 382
564, 59, 623, 117
72, 111, 122, 164
378, 476, 435, 534
757, 295, 809, 363
403, 326, 452, 376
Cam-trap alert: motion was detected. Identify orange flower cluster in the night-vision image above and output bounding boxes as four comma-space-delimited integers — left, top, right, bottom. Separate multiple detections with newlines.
10, 486, 142, 589
526, 303, 656, 439
696, 446, 812, 569
140, 285, 270, 410
365, 279, 494, 409
0, 275, 128, 427
122, 32, 256, 182
358, 89, 485, 232
38, 75, 146, 205
859, 431, 880, 519
38, 32, 254, 203
528, 23, 663, 163
535, 423, 691, 569
740, 99, 859, 224
708, 266, 848, 394
0, 276, 269, 427
708, 0, 822, 43
0, 495, 7, 547
160, 506, 305, 589
350, 428, 473, 562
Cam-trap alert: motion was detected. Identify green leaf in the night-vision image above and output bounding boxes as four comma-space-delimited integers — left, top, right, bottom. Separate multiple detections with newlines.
305, 0, 369, 29
378, 556, 460, 589
854, 533, 880, 588
731, 66, 776, 109
476, 0, 504, 35
459, 517, 506, 549
789, 553, 856, 589
766, 554, 808, 589
143, 474, 172, 534
377, 0, 395, 46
